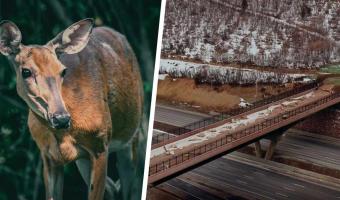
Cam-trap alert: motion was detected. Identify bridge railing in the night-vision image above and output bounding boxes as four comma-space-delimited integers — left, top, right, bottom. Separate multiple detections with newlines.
149, 92, 340, 180
152, 82, 318, 145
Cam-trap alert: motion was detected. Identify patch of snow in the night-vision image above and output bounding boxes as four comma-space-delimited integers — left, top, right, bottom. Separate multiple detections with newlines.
239, 98, 252, 108
305, 77, 315, 83
291, 92, 314, 100
160, 59, 313, 85
158, 74, 168, 80
281, 100, 299, 107
247, 31, 259, 56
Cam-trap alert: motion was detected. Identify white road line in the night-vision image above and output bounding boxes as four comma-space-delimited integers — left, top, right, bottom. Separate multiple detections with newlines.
293, 183, 305, 188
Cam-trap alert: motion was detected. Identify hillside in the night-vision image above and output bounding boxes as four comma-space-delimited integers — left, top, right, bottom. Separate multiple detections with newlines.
162, 0, 340, 69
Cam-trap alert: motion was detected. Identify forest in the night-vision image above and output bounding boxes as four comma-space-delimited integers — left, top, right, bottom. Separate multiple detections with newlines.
162, 0, 340, 69
0, 0, 160, 199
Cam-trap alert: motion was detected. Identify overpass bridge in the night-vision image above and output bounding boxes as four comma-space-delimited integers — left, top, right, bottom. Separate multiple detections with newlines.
148, 83, 340, 185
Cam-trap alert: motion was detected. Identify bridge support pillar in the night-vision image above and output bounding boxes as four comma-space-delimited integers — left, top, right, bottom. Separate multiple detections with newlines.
264, 136, 281, 160
263, 125, 293, 160
254, 141, 263, 158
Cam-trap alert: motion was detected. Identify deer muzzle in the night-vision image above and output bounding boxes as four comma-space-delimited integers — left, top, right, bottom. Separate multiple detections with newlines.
50, 112, 71, 129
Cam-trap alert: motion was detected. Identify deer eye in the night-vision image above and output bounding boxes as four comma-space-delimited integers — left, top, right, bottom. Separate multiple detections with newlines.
22, 68, 32, 79
61, 68, 67, 78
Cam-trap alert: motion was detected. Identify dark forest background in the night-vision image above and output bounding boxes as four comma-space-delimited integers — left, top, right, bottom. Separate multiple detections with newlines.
0, 0, 161, 199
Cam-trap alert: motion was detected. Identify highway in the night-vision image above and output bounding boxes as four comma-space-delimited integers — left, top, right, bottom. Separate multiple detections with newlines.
148, 152, 340, 200
155, 105, 210, 127
152, 104, 212, 143
253, 129, 340, 173
150, 104, 340, 199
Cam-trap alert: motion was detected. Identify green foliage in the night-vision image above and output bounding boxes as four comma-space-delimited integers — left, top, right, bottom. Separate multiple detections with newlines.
0, 0, 160, 199
320, 64, 340, 74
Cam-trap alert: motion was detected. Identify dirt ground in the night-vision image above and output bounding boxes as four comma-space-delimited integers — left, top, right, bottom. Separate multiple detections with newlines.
157, 77, 296, 113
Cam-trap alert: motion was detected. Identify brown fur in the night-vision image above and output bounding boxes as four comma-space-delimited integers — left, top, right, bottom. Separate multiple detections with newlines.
14, 28, 142, 200
0, 18, 143, 199
25, 27, 143, 164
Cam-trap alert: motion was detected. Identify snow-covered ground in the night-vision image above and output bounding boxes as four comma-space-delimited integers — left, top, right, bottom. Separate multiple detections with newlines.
159, 59, 314, 85
239, 98, 252, 108
158, 74, 169, 80
162, 0, 340, 69
151, 91, 315, 158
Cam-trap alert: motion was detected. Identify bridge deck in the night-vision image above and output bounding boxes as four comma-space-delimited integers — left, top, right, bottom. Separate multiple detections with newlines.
152, 83, 318, 147
149, 85, 340, 184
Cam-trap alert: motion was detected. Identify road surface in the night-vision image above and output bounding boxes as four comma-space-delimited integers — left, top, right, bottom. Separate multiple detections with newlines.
155, 104, 210, 127
148, 152, 340, 200
257, 129, 340, 173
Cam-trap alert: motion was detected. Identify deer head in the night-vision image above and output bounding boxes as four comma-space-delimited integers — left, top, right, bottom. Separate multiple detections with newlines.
0, 19, 93, 129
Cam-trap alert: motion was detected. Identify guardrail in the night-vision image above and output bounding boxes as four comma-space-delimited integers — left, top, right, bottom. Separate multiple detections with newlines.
152, 82, 318, 145
149, 91, 340, 184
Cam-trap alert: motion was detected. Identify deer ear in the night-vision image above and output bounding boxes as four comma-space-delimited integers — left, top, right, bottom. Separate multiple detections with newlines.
48, 18, 93, 55
0, 20, 22, 56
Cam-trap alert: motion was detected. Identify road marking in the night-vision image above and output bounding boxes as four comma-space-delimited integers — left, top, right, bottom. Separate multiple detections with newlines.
293, 183, 305, 188
284, 186, 295, 191
276, 192, 288, 198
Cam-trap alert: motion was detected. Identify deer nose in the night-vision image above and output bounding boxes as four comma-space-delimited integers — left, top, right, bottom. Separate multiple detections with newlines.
51, 113, 71, 129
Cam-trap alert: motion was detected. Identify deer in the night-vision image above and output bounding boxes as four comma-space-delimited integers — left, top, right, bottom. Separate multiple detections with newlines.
0, 19, 144, 200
